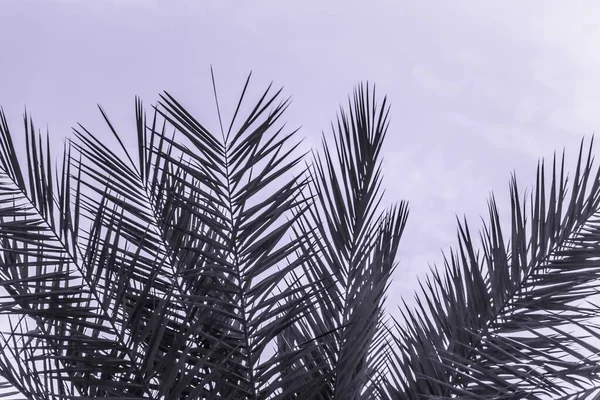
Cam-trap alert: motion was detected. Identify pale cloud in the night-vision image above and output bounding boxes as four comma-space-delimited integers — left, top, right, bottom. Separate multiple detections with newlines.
411, 63, 462, 97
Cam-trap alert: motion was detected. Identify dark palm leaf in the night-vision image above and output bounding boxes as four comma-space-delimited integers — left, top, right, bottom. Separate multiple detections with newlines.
0, 110, 139, 398
383, 139, 600, 399
275, 84, 409, 400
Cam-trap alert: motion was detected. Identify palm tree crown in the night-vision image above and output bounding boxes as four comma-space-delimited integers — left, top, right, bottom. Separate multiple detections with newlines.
0, 71, 599, 399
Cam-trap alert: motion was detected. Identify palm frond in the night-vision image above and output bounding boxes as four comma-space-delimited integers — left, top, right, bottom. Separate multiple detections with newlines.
275, 83, 409, 399
147, 71, 319, 398
0, 109, 150, 398
385, 139, 600, 399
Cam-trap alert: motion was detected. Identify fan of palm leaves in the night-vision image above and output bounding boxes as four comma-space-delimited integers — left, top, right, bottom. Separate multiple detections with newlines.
0, 70, 599, 400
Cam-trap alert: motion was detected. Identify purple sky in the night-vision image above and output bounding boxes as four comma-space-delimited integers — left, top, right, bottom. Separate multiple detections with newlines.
1, 1, 600, 396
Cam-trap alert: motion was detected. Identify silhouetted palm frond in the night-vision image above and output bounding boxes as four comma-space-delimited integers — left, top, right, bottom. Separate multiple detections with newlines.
384, 139, 600, 399
275, 84, 408, 400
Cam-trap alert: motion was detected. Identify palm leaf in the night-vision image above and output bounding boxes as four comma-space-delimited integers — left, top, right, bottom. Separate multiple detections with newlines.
146, 71, 318, 398
384, 139, 600, 399
275, 83, 409, 399
0, 109, 149, 398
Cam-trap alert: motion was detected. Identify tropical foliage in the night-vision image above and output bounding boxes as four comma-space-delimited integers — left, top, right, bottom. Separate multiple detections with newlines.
0, 71, 599, 399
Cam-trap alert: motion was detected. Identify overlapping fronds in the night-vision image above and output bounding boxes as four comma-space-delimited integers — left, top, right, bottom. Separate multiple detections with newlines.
384, 139, 600, 399
5, 72, 600, 400
0, 71, 351, 399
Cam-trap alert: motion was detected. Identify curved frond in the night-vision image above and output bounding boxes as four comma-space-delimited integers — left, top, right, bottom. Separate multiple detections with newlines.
0, 109, 151, 398
386, 139, 600, 399
275, 83, 409, 399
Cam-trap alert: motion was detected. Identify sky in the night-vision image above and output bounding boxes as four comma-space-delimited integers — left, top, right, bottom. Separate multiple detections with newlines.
1, 0, 600, 397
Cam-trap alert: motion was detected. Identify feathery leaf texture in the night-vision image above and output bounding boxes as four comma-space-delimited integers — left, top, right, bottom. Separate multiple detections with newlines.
383, 140, 600, 399
0, 72, 599, 399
